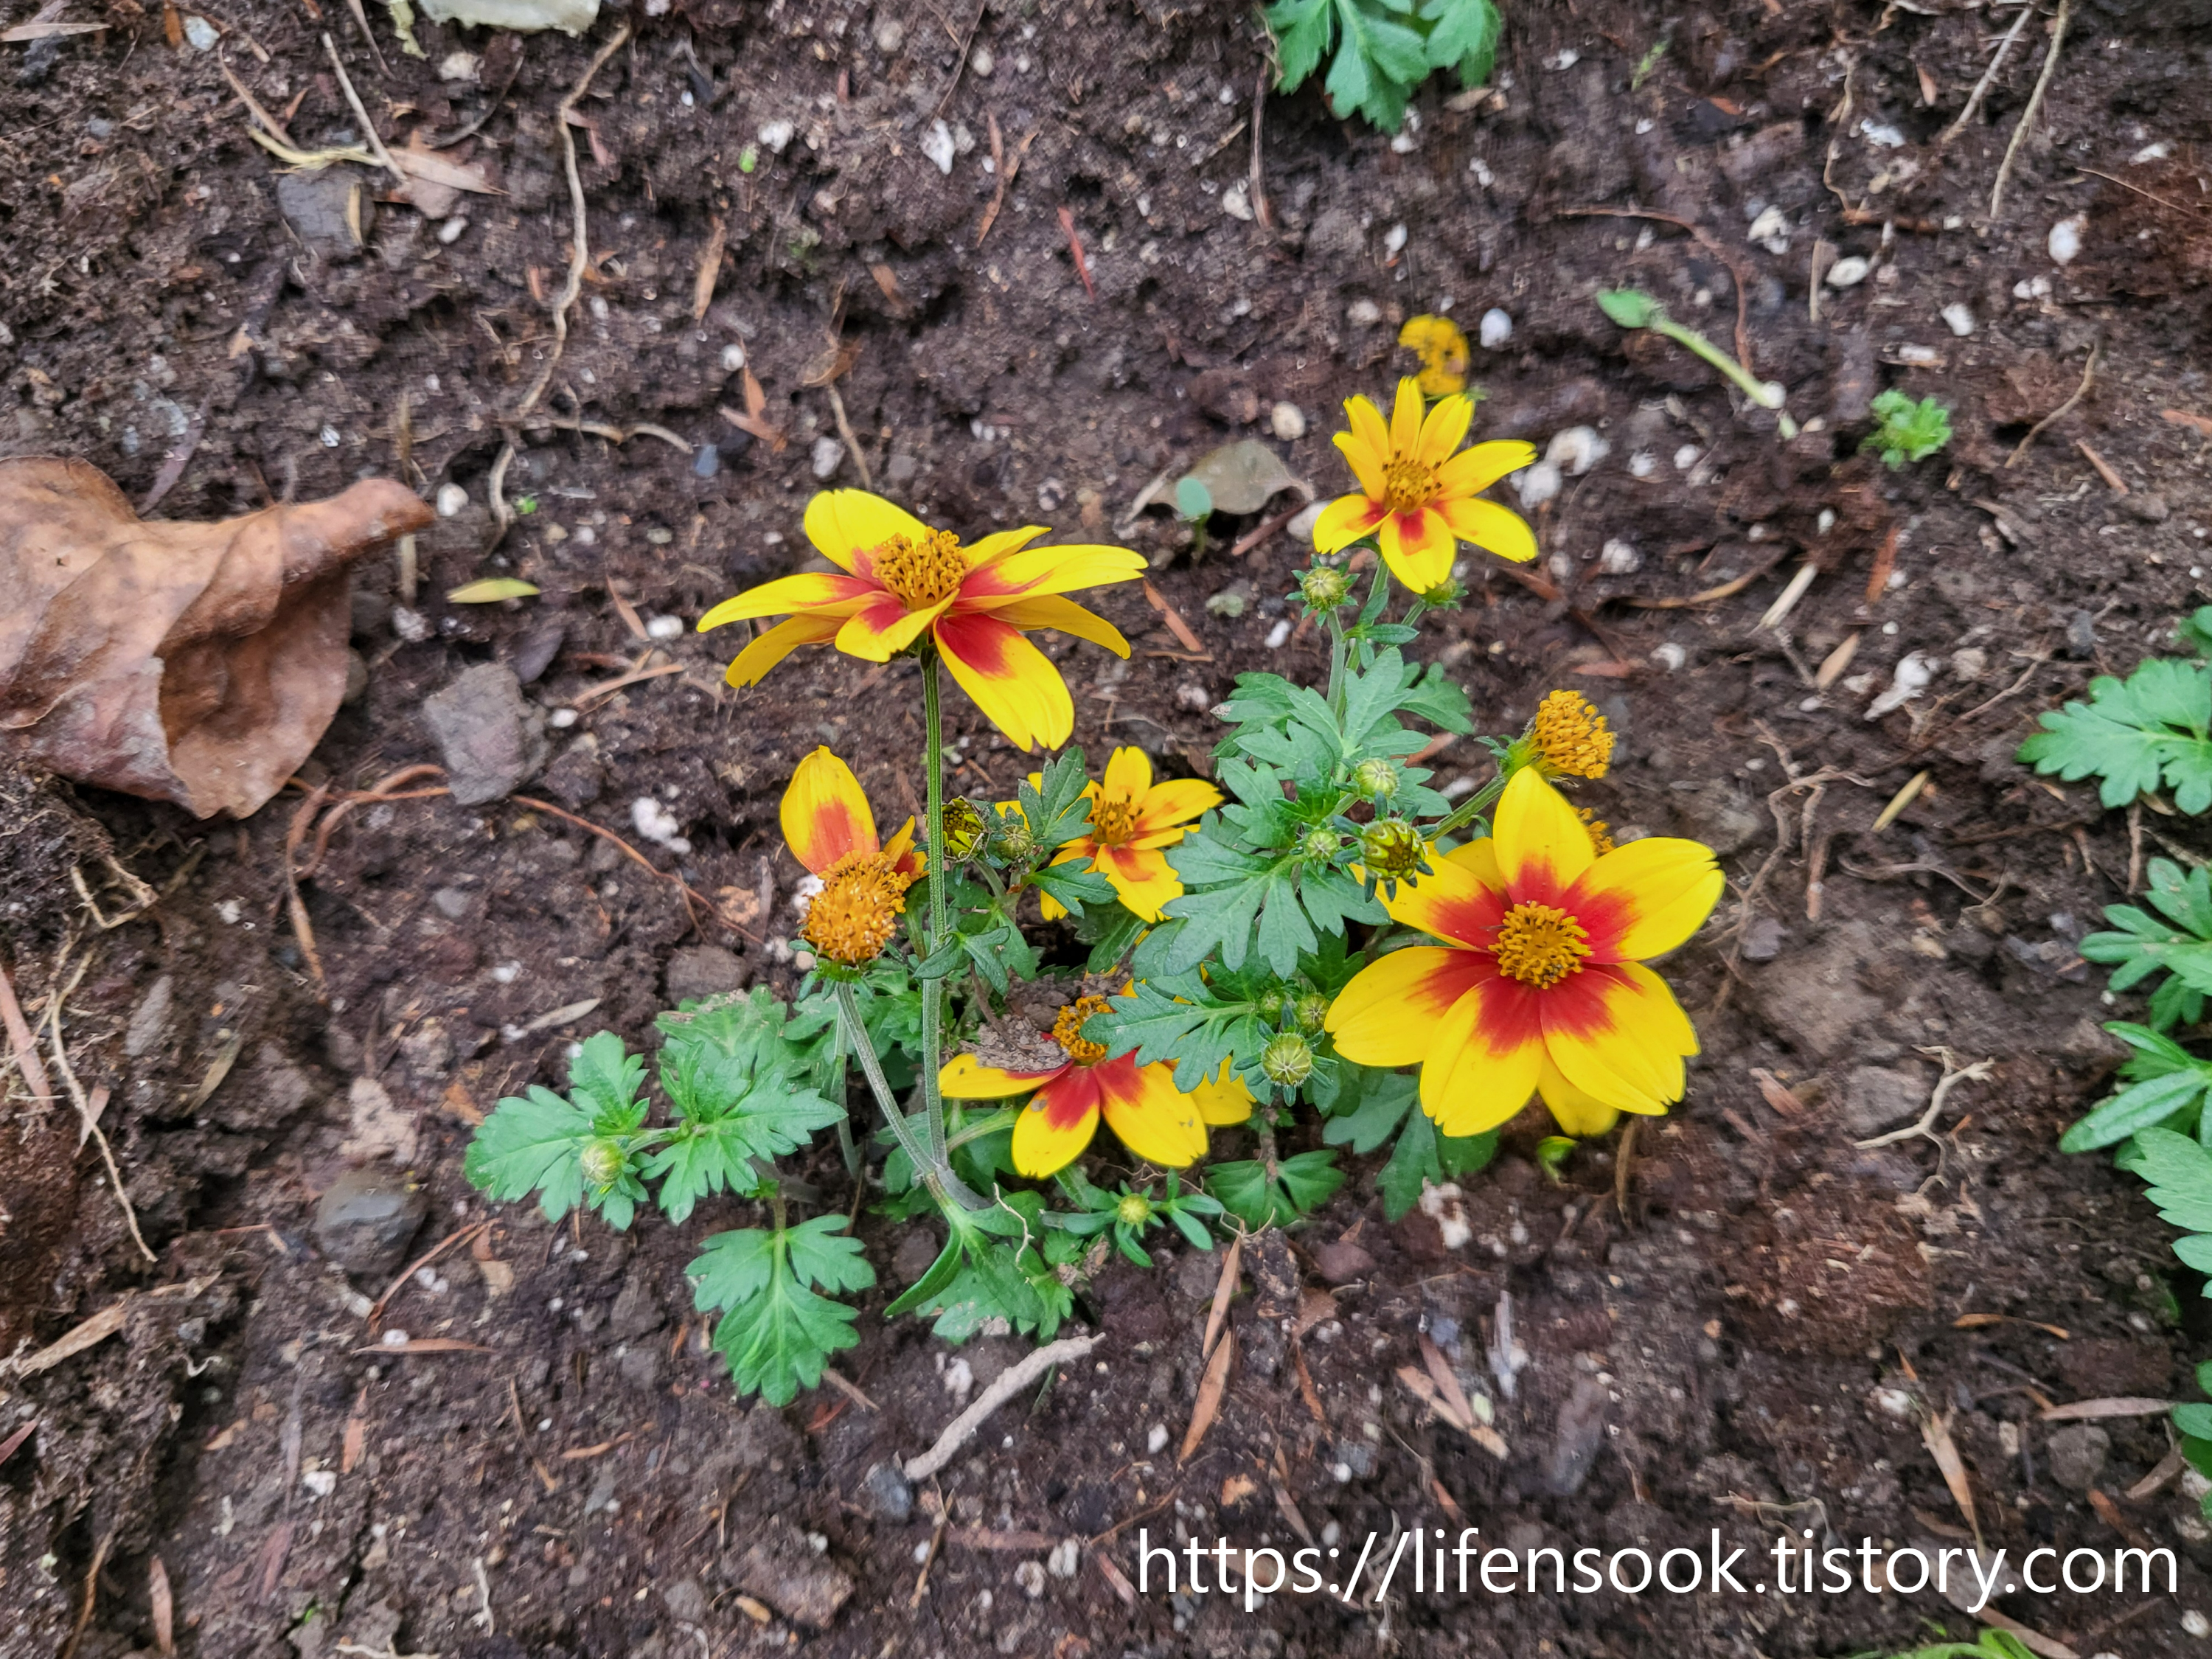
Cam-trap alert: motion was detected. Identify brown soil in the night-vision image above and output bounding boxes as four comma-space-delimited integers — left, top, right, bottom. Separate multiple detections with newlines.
7, 1, 2212, 1655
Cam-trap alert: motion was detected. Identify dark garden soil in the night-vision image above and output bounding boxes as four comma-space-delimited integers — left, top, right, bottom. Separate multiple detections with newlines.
8, 0, 2212, 1654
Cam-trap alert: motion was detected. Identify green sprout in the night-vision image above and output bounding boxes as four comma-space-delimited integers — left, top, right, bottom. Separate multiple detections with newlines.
1861, 389, 1952, 470
1596, 288, 1790, 423
1057, 1170, 1224, 1267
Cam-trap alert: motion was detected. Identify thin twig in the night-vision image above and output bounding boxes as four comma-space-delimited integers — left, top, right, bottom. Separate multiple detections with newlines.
1854, 1051, 1994, 1150
48, 999, 158, 1263
1989, 0, 2070, 220
1940, 0, 2036, 145
321, 33, 407, 190
2005, 340, 2097, 467
0, 955, 55, 1103
826, 383, 871, 490
905, 1333, 1102, 1480
932, 0, 987, 119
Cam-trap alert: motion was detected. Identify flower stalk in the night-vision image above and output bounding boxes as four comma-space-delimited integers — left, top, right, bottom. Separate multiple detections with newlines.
835, 978, 981, 1211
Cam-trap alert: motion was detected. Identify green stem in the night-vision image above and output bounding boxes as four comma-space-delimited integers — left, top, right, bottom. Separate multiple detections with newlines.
1433, 772, 1509, 839
1324, 608, 1349, 720
1649, 316, 1783, 409
835, 979, 981, 1211
916, 653, 964, 1200
945, 1106, 1019, 1152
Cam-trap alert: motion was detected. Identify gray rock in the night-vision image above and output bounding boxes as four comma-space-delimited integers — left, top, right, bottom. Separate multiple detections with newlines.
538, 740, 603, 809
422, 664, 547, 805
277, 166, 374, 257
512, 622, 566, 685
617, 1345, 665, 1391
691, 443, 720, 480
1669, 780, 1763, 857
1742, 916, 1787, 962
611, 1266, 664, 1339
2065, 608, 2098, 659
124, 975, 174, 1059
313, 1167, 428, 1276
2044, 1424, 2110, 1492
728, 1517, 854, 1628
662, 1578, 709, 1624
1305, 205, 1363, 265
1332, 1439, 1377, 1479
665, 945, 746, 1006
2125, 493, 2170, 524
1545, 1376, 1612, 1496
1840, 1066, 1927, 1137
860, 1461, 914, 1523
1749, 920, 1886, 1058
431, 886, 473, 920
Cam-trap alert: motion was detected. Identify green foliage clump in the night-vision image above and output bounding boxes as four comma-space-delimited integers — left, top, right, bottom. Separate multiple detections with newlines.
2018, 644, 2212, 813
1265, 0, 1501, 133
1861, 389, 1952, 470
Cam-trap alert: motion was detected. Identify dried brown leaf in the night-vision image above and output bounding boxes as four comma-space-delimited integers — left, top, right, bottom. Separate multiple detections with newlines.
1919, 1408, 1980, 1547
692, 215, 728, 321
1179, 1324, 1234, 1464
1200, 1233, 1242, 1363
2038, 1396, 2174, 1421
148, 1554, 174, 1657
0, 459, 431, 817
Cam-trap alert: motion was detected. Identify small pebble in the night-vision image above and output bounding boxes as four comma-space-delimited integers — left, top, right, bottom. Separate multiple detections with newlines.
646, 615, 685, 641
2127, 494, 2170, 524
2185, 1610, 2211, 1640
1514, 460, 1562, 509
436, 483, 469, 518
1546, 426, 1608, 476
181, 13, 218, 49
970, 44, 993, 76
437, 50, 479, 82
1673, 445, 1700, 471
1264, 619, 1293, 650
2132, 141, 2172, 165
810, 435, 846, 481
1597, 538, 1641, 575
720, 342, 747, 373
1825, 257, 1871, 289
1015, 1559, 1046, 1599
1270, 402, 1306, 442
758, 119, 796, 153
1346, 298, 1382, 327
437, 215, 469, 245
1939, 302, 1975, 338
1289, 501, 1325, 545
548, 707, 579, 729
1147, 1425, 1169, 1455
1650, 642, 1686, 671
2049, 216, 2084, 265
692, 443, 720, 479
319, 424, 342, 448
1382, 223, 1408, 257
921, 119, 956, 175
874, 15, 904, 52
302, 1470, 337, 1498
1478, 307, 1512, 349
1627, 451, 1656, 479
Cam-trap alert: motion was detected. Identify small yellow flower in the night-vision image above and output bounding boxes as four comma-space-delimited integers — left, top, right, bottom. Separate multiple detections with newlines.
782, 748, 923, 967
1527, 689, 1615, 780
1398, 314, 1470, 397
1312, 378, 1537, 594
1026, 747, 1223, 923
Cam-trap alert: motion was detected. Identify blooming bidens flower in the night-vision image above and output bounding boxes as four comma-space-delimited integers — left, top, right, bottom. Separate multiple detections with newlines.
1398, 313, 1471, 397
1029, 746, 1223, 923
1326, 768, 1722, 1139
1525, 689, 1615, 780
939, 994, 1216, 1177
781, 747, 923, 967
698, 490, 1147, 751
1313, 378, 1537, 594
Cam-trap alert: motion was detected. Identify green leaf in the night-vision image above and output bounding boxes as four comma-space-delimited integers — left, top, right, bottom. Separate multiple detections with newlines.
1422, 0, 1500, 81
2058, 1067, 2209, 1152
1861, 390, 1953, 470
2130, 1127, 2212, 1247
1321, 1067, 1418, 1153
1032, 860, 1116, 918
1264, 0, 1333, 90
691, 1218, 874, 1407
1016, 748, 1099, 852
1399, 662, 1475, 733
571, 1031, 648, 1124
648, 1046, 843, 1224
2018, 656, 2212, 811
465, 1032, 648, 1223
1207, 1149, 1345, 1228
1093, 973, 1263, 1092
1175, 476, 1214, 521
2174, 1403, 2212, 1441
1375, 1107, 1498, 1220
1597, 288, 1663, 329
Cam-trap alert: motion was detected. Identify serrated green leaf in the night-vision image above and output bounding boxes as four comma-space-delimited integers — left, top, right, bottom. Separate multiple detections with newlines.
465, 1084, 597, 1221
2019, 657, 2212, 810
2175, 1402, 2212, 1441
1265, 0, 1335, 91
571, 1030, 647, 1125
692, 1222, 872, 1408
1322, 1068, 1418, 1153
2132, 1127, 2212, 1246
1207, 1149, 1345, 1229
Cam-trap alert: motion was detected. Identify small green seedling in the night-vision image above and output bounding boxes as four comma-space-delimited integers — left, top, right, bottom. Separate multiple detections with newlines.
1176, 476, 1214, 558
1265, 0, 1503, 134
1862, 389, 1952, 470
1596, 288, 1790, 421
1534, 1134, 1576, 1183
2017, 613, 2212, 812
1057, 1169, 1224, 1267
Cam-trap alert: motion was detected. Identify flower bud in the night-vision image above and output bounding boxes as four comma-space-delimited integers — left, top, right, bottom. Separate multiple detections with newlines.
1353, 757, 1401, 801
579, 1138, 625, 1188
1299, 566, 1349, 610
990, 811, 1035, 860
1115, 1192, 1153, 1227
1359, 817, 1425, 881
1260, 1032, 1315, 1088
1418, 577, 1467, 609
1293, 990, 1329, 1034
1255, 986, 1287, 1020
1295, 824, 1346, 864
939, 798, 987, 861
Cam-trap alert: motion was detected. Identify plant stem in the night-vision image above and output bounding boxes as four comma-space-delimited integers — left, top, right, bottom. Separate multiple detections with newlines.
835, 978, 982, 1210
1648, 316, 1783, 409
1324, 608, 1349, 719
919, 653, 956, 1187
1433, 772, 1508, 838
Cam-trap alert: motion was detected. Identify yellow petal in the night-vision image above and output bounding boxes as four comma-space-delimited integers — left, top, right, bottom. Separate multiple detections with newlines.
1492, 767, 1594, 900
936, 612, 1076, 752
1416, 392, 1475, 466
1344, 394, 1391, 473
1375, 507, 1457, 593
1388, 376, 1425, 457
978, 594, 1132, 657
1420, 982, 1543, 1138
1438, 495, 1538, 564
1436, 439, 1537, 498
804, 490, 931, 572
961, 526, 1048, 569
781, 746, 880, 874
940, 1052, 1063, 1099
1099, 1060, 1207, 1168
1011, 1079, 1100, 1176
1102, 745, 1153, 804
1332, 431, 1386, 500
1326, 945, 1486, 1067
1192, 1060, 1254, 1126
698, 571, 876, 630
832, 592, 951, 662
723, 613, 842, 687
1573, 838, 1725, 962
1536, 1058, 1623, 1137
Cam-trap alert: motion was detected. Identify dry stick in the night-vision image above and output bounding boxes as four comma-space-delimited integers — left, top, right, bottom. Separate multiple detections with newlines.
321, 33, 407, 192
2005, 340, 2098, 467
1854, 1052, 1995, 1150
1989, 0, 2070, 220
904, 1333, 1102, 1481
46, 969, 157, 1262
0, 955, 55, 1103
489, 22, 634, 542
825, 382, 872, 490
1940, 0, 2036, 145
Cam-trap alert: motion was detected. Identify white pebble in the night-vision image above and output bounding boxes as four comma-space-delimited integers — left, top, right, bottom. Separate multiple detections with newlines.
392, 607, 431, 644
920, 119, 957, 175
1146, 1425, 1169, 1455
438, 216, 469, 245
547, 707, 578, 729
1544, 49, 1579, 70
381, 1329, 410, 1347
1264, 619, 1293, 650
2132, 141, 2171, 165
1346, 298, 1382, 327
436, 483, 469, 518
1220, 182, 1253, 222
1651, 642, 1686, 671
1478, 307, 1512, 349
2185, 1610, 2211, 1639
1746, 205, 1788, 246
1048, 1538, 1080, 1579
319, 424, 341, 448
1469, 157, 1495, 187
1825, 257, 1871, 289
630, 796, 690, 855
810, 435, 846, 481
970, 44, 993, 76
1940, 302, 1975, 338
1861, 122, 1905, 148
720, 343, 747, 373
1545, 425, 1608, 476
758, 119, 796, 153
302, 1470, 337, 1498
645, 615, 684, 641
1893, 344, 1941, 366
1289, 501, 1325, 546
2014, 275, 2052, 300
1627, 451, 1656, 479
1270, 402, 1306, 442
181, 13, 218, 49
1514, 461, 1562, 509
2049, 216, 2084, 265
942, 1357, 974, 1402
437, 49, 479, 81
1673, 445, 1700, 472
1382, 223, 1408, 257
492, 960, 523, 983
1597, 538, 1641, 575
1865, 653, 1933, 720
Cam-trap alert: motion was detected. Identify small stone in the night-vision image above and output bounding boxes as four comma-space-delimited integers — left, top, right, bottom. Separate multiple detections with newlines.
1289, 501, 1326, 545
1842, 1066, 1927, 1136
1545, 1376, 1611, 1496
436, 483, 469, 518
313, 1167, 428, 1276
437, 49, 479, 81
2048, 216, 2084, 265
692, 443, 721, 479
720, 342, 747, 373
1939, 302, 1975, 338
758, 119, 796, 154
1825, 256, 1871, 289
860, 1462, 914, 1523
437, 216, 468, 246
1514, 461, 1562, 509
302, 1469, 337, 1498
921, 119, 957, 175
810, 436, 846, 481
2185, 1609, 2211, 1639
665, 945, 746, 1005
2065, 608, 2098, 659
1270, 402, 1306, 442
728, 1517, 855, 1628
181, 13, 218, 49
1015, 1560, 1046, 1599
422, 663, 548, 806
646, 614, 685, 641
2044, 1424, 2110, 1493
872, 14, 904, 52
1742, 916, 1787, 961
2127, 494, 2171, 524
969, 44, 993, 77
662, 1579, 709, 1624
1597, 538, 1641, 575
1547, 427, 1609, 476
125, 975, 175, 1059
431, 886, 472, 920
538, 741, 602, 808
1478, 307, 1512, 349
1048, 1538, 1079, 1579
276, 167, 372, 258
611, 1267, 664, 1339
1346, 298, 1382, 327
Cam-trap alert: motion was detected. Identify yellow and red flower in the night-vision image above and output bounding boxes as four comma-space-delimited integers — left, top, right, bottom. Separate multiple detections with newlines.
782, 747, 923, 967
1030, 746, 1224, 922
1312, 378, 1537, 594
940, 995, 1228, 1177
698, 490, 1147, 751
1325, 768, 1722, 1139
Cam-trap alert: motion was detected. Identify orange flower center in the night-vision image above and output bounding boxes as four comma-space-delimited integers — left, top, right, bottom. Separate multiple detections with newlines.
1051, 995, 1112, 1065
1492, 902, 1590, 989
1089, 793, 1140, 846
872, 529, 968, 612
801, 851, 916, 966
1530, 689, 1615, 779
1380, 454, 1439, 515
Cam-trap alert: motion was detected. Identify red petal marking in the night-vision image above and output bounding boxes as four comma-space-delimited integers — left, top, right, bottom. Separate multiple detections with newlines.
1035, 1065, 1103, 1132
1465, 963, 1546, 1053
933, 608, 1021, 674
1423, 882, 1509, 949
1560, 875, 1638, 962
1535, 964, 1634, 1043
1503, 856, 1575, 911
1088, 1053, 1152, 1110
807, 801, 866, 869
